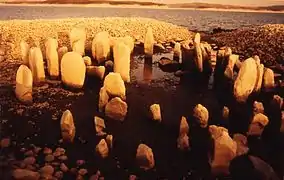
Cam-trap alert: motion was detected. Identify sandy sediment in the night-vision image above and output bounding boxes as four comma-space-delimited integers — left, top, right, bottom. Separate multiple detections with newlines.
0, 17, 192, 61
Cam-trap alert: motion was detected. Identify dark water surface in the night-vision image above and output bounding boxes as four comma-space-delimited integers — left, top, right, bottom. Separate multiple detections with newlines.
1, 5, 284, 31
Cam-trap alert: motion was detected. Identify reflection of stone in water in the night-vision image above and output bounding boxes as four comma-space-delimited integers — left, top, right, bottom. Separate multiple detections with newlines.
143, 59, 153, 83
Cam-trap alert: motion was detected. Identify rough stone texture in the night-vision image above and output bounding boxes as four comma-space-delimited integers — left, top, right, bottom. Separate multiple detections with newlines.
83, 56, 92, 66
115, 36, 135, 52
179, 116, 189, 135
173, 42, 182, 60
70, 27, 86, 56
93, 31, 110, 64
106, 134, 113, 149
13, 169, 40, 180
98, 86, 109, 112
233, 133, 249, 156
248, 113, 269, 136
193, 104, 209, 128
15, 65, 33, 104
103, 72, 126, 100
94, 116, 105, 135
234, 58, 258, 103
194, 33, 200, 44
45, 38, 59, 78
28, 47, 45, 83
113, 41, 131, 83
194, 41, 203, 72
136, 144, 155, 170
86, 66, 105, 80
144, 26, 155, 58
57, 46, 68, 66
20, 40, 30, 65
150, 104, 162, 122
263, 68, 275, 91
60, 110, 76, 142
96, 139, 109, 158
253, 101, 265, 115
254, 62, 264, 93
61, 52, 86, 89
105, 97, 128, 121
177, 134, 190, 151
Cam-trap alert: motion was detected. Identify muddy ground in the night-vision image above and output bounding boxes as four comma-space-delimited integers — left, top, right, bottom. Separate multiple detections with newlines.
0, 41, 284, 180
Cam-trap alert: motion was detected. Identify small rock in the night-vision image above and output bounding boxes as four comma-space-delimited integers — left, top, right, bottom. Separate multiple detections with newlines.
248, 113, 269, 136
83, 56, 92, 66
0, 138, 10, 148
60, 110, 76, 143
233, 133, 249, 156
106, 134, 113, 149
222, 106, 230, 121
105, 97, 128, 121
150, 104, 162, 122
78, 168, 88, 176
96, 139, 109, 158
60, 163, 68, 172
45, 154, 55, 162
103, 72, 126, 100
193, 104, 209, 128
40, 165, 54, 175
136, 144, 155, 170
23, 157, 36, 165
86, 66, 105, 80
99, 87, 109, 112
263, 68, 275, 91
253, 101, 264, 114
179, 116, 189, 135
13, 169, 40, 180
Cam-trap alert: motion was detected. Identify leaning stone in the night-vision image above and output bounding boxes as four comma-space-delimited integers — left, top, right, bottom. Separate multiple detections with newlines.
253, 101, 264, 115
15, 65, 33, 104
247, 113, 269, 136
60, 110, 76, 143
263, 68, 275, 91
99, 86, 109, 112
28, 47, 45, 83
20, 40, 30, 65
105, 97, 128, 121
233, 133, 249, 156
70, 27, 86, 56
93, 31, 110, 64
209, 125, 237, 175
177, 134, 190, 151
179, 116, 189, 135
222, 106, 230, 121
61, 52, 86, 89
136, 144, 155, 170
13, 169, 40, 180
96, 139, 109, 158
113, 41, 131, 82
83, 56, 92, 66
193, 104, 209, 128
103, 72, 126, 100
94, 116, 106, 135
144, 27, 155, 58
86, 66, 105, 80
233, 58, 258, 103
106, 134, 113, 149
45, 38, 59, 78
150, 104, 162, 122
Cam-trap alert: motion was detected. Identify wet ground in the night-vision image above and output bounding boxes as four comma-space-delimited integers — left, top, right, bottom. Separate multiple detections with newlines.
0, 44, 284, 180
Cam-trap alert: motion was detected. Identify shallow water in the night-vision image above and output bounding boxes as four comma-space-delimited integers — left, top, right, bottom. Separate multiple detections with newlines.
1, 5, 284, 31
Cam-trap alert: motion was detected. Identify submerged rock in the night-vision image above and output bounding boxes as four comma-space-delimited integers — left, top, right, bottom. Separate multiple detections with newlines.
105, 97, 128, 121
20, 40, 30, 65
150, 104, 162, 122
86, 66, 105, 80
136, 144, 155, 170
60, 110, 76, 143
103, 73, 126, 100
96, 139, 109, 158
247, 113, 269, 136
99, 87, 109, 112
193, 104, 209, 128
144, 27, 155, 58
93, 31, 110, 64
45, 38, 59, 78
15, 65, 33, 104
28, 47, 45, 83
61, 52, 86, 89
113, 41, 131, 82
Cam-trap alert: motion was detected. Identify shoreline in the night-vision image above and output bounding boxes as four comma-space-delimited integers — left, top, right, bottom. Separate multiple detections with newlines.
0, 3, 284, 14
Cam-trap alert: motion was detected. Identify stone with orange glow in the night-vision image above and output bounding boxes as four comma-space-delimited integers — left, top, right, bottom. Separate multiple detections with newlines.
96, 139, 109, 158
113, 41, 131, 82
193, 104, 209, 128
222, 106, 229, 121
179, 116, 189, 135
61, 52, 86, 89
105, 97, 127, 121
253, 101, 264, 115
15, 65, 33, 104
103, 72, 126, 100
150, 104, 162, 122
194, 41, 203, 72
136, 144, 155, 170
177, 134, 190, 151
86, 66, 105, 80
144, 26, 155, 58
45, 38, 59, 78
28, 47, 45, 83
69, 27, 86, 56
94, 116, 106, 136
224, 54, 239, 80
92, 31, 110, 64
83, 56, 92, 66
173, 42, 181, 60
254, 61, 264, 93
98, 86, 109, 112
20, 40, 30, 65
106, 134, 113, 149
263, 68, 275, 91
58, 46, 68, 66
233, 133, 249, 156
60, 110, 76, 143
247, 113, 269, 136
115, 36, 135, 52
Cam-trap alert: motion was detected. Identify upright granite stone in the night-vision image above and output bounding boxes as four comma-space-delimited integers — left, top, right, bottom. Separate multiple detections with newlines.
20, 40, 30, 65
61, 52, 86, 89
254, 61, 264, 93
150, 104, 162, 122
69, 27, 86, 56
28, 47, 45, 83
144, 27, 155, 58
136, 144, 155, 170
233, 58, 258, 103
224, 54, 238, 80
113, 42, 131, 82
45, 38, 59, 78
103, 72, 126, 99
194, 33, 203, 72
92, 31, 110, 64
15, 65, 33, 104
60, 110, 76, 143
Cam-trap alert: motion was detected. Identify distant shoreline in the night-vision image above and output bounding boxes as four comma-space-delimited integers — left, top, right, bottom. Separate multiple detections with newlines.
0, 3, 284, 14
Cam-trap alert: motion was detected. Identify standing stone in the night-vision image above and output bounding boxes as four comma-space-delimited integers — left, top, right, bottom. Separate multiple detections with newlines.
103, 73, 126, 100
20, 40, 30, 65
144, 27, 155, 58
254, 63, 264, 93
28, 47, 45, 83
136, 144, 155, 170
247, 113, 269, 136
177, 134, 190, 151
194, 33, 200, 44
194, 40, 203, 72
105, 97, 128, 121
150, 104, 162, 122
173, 42, 182, 62
106, 135, 113, 149
224, 54, 238, 80
58, 46, 68, 66
15, 65, 33, 104
234, 58, 258, 103
263, 68, 275, 91
45, 38, 59, 78
96, 139, 109, 158
93, 31, 110, 64
179, 116, 189, 135
117, 36, 135, 52
94, 116, 106, 135
60, 110, 76, 143
233, 134, 249, 156
98, 87, 109, 112
61, 52, 86, 89
113, 42, 131, 83
253, 101, 264, 115
193, 104, 209, 128
70, 28, 86, 56
86, 66, 105, 80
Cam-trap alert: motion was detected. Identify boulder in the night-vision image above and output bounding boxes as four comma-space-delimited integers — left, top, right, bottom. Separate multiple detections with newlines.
193, 104, 209, 128
45, 38, 59, 78
28, 47, 45, 83
209, 125, 237, 175
93, 31, 110, 64
103, 72, 126, 99
61, 52, 86, 89
58, 46, 68, 66
113, 41, 131, 82
222, 106, 229, 121
13, 169, 40, 180
96, 139, 109, 158
106, 134, 113, 149
83, 56, 92, 66
253, 101, 264, 115
105, 97, 128, 121
69, 28, 86, 56
94, 116, 106, 136
20, 40, 30, 65
15, 65, 33, 104
60, 110, 76, 142
179, 116, 189, 135
150, 104, 162, 122
144, 27, 155, 58
254, 63, 264, 93
233, 134, 249, 156
263, 68, 275, 91
177, 134, 190, 151
247, 113, 269, 136
136, 144, 155, 170
98, 86, 109, 112
234, 58, 258, 103
86, 66, 105, 80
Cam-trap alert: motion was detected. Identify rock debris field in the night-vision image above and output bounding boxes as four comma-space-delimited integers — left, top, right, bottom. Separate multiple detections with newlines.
0, 17, 284, 180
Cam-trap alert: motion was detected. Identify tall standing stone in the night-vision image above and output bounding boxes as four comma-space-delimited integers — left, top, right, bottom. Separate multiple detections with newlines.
15, 65, 33, 104
28, 47, 45, 83
263, 68, 275, 91
144, 27, 155, 58
45, 38, 59, 78
69, 28, 86, 56
194, 33, 203, 72
60, 110, 76, 143
92, 31, 110, 64
20, 40, 30, 65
